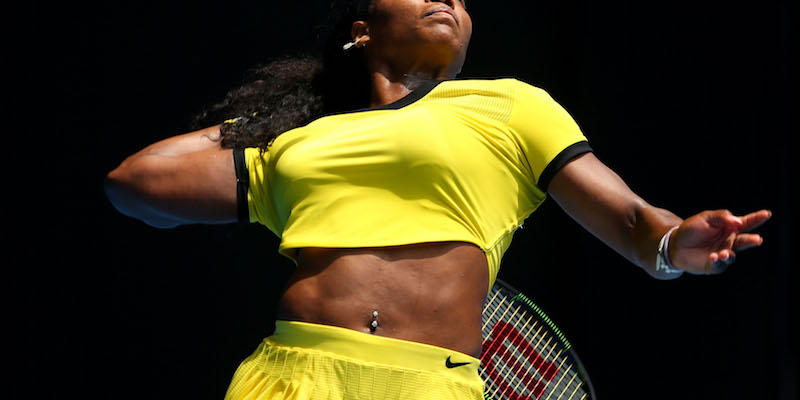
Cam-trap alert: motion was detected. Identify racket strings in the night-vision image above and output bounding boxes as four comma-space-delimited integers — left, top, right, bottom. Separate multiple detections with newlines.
498, 329, 557, 399
542, 357, 585, 400
481, 285, 590, 400
481, 289, 506, 330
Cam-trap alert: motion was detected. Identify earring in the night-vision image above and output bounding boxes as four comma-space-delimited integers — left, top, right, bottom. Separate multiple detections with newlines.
343, 37, 367, 51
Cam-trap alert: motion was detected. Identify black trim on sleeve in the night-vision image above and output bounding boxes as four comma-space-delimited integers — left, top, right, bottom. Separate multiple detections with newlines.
538, 141, 593, 193
233, 147, 250, 224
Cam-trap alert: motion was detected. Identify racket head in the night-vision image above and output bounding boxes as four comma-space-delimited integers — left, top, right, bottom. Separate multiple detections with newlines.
480, 279, 596, 400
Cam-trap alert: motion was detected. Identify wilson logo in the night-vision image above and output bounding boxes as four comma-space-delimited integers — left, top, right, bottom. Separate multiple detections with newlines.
481, 321, 560, 399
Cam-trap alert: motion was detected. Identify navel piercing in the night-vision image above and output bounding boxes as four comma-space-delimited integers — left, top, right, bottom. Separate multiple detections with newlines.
370, 310, 379, 332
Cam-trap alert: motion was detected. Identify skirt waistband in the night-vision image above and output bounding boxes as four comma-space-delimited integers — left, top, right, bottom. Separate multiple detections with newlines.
269, 320, 481, 382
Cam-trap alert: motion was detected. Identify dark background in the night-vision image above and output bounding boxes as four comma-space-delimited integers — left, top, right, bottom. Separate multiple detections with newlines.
44, 0, 795, 399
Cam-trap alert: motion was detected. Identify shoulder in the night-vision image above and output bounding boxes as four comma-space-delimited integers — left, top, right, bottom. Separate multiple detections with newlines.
503, 79, 559, 104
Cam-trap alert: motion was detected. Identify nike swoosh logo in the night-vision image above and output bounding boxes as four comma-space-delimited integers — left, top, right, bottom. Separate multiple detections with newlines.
445, 356, 472, 368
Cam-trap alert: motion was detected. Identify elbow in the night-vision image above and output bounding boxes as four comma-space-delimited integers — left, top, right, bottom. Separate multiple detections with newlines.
104, 166, 180, 229
104, 167, 132, 215
104, 164, 139, 218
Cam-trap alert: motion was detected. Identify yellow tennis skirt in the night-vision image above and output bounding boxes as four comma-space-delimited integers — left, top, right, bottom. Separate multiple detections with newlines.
224, 320, 485, 400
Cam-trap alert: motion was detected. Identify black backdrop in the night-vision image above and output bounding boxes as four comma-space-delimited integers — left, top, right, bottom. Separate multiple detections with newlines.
46, 1, 796, 399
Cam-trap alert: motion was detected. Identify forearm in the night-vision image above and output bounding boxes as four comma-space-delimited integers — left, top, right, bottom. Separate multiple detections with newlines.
558, 195, 685, 280
548, 154, 685, 279
549, 153, 770, 278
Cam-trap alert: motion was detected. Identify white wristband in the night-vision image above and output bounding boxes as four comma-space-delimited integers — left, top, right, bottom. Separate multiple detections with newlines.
656, 226, 684, 275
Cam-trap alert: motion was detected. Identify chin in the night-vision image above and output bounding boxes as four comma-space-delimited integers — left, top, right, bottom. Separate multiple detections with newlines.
420, 31, 468, 56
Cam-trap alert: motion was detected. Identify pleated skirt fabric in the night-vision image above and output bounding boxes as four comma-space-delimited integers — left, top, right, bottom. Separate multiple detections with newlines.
224, 320, 485, 400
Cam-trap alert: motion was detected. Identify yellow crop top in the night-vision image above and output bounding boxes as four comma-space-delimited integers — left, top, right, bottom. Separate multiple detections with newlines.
235, 78, 591, 292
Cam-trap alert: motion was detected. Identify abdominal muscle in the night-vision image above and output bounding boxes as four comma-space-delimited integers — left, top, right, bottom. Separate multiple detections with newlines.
276, 241, 489, 358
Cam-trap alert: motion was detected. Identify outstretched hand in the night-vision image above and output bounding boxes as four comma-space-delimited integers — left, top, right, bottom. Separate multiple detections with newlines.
669, 209, 772, 275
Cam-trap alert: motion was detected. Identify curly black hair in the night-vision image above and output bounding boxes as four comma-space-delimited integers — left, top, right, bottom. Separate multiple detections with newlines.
192, 0, 374, 150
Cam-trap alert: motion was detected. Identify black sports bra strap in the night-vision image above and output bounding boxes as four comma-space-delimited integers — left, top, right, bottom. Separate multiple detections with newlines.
233, 147, 250, 224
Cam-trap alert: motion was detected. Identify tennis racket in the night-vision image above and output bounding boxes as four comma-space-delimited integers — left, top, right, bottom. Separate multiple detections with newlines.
480, 279, 596, 400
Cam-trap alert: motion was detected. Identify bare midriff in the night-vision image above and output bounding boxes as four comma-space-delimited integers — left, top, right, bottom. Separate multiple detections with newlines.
276, 241, 489, 358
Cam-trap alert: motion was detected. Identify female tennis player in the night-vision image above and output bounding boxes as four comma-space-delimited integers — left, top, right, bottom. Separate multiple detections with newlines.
104, 0, 771, 399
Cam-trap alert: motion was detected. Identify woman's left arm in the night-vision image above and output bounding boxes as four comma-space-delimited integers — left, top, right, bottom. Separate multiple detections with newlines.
547, 152, 771, 279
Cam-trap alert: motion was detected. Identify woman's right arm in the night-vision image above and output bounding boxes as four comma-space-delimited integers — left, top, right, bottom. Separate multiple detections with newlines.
104, 125, 239, 228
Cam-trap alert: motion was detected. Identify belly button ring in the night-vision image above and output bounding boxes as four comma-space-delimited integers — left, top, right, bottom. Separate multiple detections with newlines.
370, 310, 379, 332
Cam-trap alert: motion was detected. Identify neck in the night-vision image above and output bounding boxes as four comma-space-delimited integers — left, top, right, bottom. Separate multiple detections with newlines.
367, 60, 457, 108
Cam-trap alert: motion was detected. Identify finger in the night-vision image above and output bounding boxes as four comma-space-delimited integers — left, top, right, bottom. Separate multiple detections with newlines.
733, 233, 764, 251
738, 209, 772, 232
705, 210, 744, 230
707, 250, 736, 274
719, 248, 737, 263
